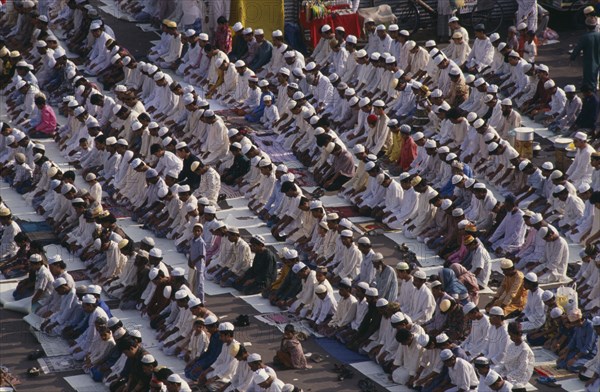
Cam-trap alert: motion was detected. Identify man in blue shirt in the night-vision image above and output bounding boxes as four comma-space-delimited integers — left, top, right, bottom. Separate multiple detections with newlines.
557, 308, 597, 372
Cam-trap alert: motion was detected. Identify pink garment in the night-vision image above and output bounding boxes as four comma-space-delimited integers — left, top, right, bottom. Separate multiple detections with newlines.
206, 235, 222, 261
450, 264, 480, 305
35, 105, 57, 134
447, 241, 467, 264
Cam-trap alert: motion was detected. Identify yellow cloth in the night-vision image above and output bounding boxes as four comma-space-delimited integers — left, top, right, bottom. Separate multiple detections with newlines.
230, 0, 284, 37
386, 133, 403, 162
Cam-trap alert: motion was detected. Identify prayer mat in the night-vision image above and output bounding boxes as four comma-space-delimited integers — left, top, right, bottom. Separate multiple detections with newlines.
105, 205, 131, 218
253, 135, 297, 164
313, 338, 368, 364
69, 269, 89, 282
65, 374, 109, 392
354, 221, 388, 235
326, 205, 360, 218
287, 168, 317, 187
255, 311, 301, 326
38, 355, 83, 374
24, 313, 44, 330
32, 331, 72, 357
16, 220, 59, 246
220, 184, 245, 199
534, 364, 575, 380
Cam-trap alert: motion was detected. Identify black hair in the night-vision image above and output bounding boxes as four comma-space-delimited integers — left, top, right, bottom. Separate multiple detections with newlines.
395, 328, 412, 343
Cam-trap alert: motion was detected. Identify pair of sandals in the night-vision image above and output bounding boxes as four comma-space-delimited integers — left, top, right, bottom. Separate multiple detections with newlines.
332, 364, 354, 381
233, 314, 250, 327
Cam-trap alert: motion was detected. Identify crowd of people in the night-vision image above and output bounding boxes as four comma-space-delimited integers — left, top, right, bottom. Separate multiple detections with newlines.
1, 0, 600, 391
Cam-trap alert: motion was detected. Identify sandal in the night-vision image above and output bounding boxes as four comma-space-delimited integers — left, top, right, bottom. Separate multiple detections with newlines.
27, 349, 45, 360
27, 367, 40, 377
537, 376, 560, 387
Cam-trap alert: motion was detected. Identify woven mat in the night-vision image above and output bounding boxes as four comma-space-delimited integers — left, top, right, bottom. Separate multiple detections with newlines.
38, 355, 83, 374
325, 206, 360, 219
534, 364, 575, 380
220, 184, 245, 199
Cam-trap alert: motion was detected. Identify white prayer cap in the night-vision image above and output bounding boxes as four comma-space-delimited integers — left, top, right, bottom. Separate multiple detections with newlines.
175, 289, 189, 300
413, 270, 427, 280
153, 71, 166, 81
183, 93, 195, 105
484, 370, 501, 386
437, 146, 450, 154
359, 97, 371, 107
544, 79, 556, 89
550, 307, 563, 319
390, 312, 406, 324
541, 290, 555, 302
242, 27, 253, 35
254, 28, 264, 35
204, 205, 217, 214
167, 374, 183, 383
110, 54, 121, 64
518, 159, 531, 171
417, 334, 429, 347
439, 349, 454, 361
188, 297, 202, 308
258, 79, 269, 87
233, 22, 244, 32
309, 200, 323, 210
215, 57, 226, 68
329, 72, 340, 82
451, 175, 464, 185
141, 354, 156, 364
553, 184, 566, 195
578, 183, 591, 193
131, 120, 143, 131
254, 369, 270, 384
234, 59, 246, 68
365, 161, 376, 171
462, 302, 477, 314
340, 229, 353, 238
315, 285, 327, 294
279, 67, 290, 76
529, 213, 543, 225
574, 131, 588, 141
372, 99, 385, 108
525, 272, 538, 283
355, 49, 367, 58
71, 107, 90, 120
285, 249, 300, 260
446, 153, 457, 161
413, 132, 425, 141
276, 164, 288, 172
321, 24, 332, 33
248, 353, 262, 362
82, 294, 96, 304
291, 262, 306, 274
430, 89, 443, 98
90, 21, 102, 30
501, 98, 512, 106
487, 142, 499, 152
305, 62, 317, 71
541, 161, 554, 171
284, 51, 297, 59
536, 63, 549, 72
448, 16, 459, 23
549, 170, 563, 180
489, 32, 500, 42
53, 47, 66, 58
464, 74, 475, 84
399, 29, 409, 36
365, 287, 378, 296
370, 52, 381, 61
489, 306, 504, 316
339, 218, 352, 229
376, 298, 389, 308
425, 139, 437, 149
149, 248, 163, 258
564, 84, 576, 93
498, 42, 507, 51
272, 29, 283, 38
346, 35, 358, 44
517, 22, 528, 30
36, 40, 47, 48
473, 183, 486, 191
592, 316, 600, 327
185, 29, 196, 37
199, 33, 209, 41
433, 55, 445, 65
171, 267, 185, 277
326, 213, 340, 221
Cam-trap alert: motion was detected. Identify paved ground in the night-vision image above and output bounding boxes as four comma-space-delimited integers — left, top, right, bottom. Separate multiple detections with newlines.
0, 4, 591, 392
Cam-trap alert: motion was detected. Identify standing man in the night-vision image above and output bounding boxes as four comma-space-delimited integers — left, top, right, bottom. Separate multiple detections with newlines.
570, 19, 600, 91
437, 0, 454, 43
